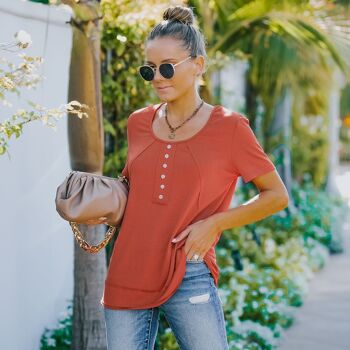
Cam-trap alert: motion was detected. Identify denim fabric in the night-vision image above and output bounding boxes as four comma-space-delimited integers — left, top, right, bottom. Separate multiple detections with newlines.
103, 260, 229, 350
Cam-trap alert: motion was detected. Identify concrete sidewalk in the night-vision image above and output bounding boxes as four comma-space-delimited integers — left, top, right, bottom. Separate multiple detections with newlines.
277, 165, 350, 350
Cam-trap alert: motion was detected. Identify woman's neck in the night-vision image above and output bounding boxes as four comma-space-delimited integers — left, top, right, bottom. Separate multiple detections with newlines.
164, 90, 203, 123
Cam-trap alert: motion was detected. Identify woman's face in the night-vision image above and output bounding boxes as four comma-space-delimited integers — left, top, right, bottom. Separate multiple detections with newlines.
144, 37, 203, 102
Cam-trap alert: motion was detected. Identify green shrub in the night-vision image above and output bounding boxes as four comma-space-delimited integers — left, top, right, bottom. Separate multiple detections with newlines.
101, 0, 167, 178
213, 179, 346, 349
40, 302, 72, 350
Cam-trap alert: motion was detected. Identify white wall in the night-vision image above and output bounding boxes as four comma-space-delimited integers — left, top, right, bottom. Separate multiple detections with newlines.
0, 1, 74, 349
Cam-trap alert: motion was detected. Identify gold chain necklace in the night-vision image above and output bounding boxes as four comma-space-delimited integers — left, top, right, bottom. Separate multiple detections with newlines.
164, 100, 204, 139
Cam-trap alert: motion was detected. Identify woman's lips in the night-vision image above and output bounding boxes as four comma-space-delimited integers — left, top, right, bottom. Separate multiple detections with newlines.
156, 86, 172, 91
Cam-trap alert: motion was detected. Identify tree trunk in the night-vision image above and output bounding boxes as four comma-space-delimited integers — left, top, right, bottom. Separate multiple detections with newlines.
73, 225, 107, 350
63, 1, 107, 349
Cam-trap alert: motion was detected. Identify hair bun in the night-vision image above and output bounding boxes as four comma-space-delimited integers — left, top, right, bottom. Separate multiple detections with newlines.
163, 6, 194, 25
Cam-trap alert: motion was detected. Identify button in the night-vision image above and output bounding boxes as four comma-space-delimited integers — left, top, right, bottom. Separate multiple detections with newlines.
167, 144, 172, 149
160, 174, 166, 179
160, 184, 165, 189
162, 163, 167, 168
164, 154, 169, 158
158, 194, 164, 199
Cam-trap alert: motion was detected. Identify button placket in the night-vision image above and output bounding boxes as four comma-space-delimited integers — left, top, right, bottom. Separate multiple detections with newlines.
152, 144, 175, 204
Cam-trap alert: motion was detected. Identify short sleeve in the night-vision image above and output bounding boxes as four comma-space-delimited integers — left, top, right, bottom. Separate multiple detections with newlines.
231, 114, 276, 183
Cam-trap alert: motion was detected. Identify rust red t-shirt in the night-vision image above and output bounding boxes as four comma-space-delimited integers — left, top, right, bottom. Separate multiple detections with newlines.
100, 102, 276, 310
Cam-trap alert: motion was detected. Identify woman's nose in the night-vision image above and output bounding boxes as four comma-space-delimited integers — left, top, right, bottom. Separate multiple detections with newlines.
153, 67, 165, 81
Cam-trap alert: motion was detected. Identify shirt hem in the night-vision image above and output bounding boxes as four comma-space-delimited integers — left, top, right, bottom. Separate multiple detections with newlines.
101, 256, 219, 310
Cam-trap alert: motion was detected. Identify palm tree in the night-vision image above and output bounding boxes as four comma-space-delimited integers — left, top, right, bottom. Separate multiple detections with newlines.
61, 0, 106, 349
190, 0, 350, 205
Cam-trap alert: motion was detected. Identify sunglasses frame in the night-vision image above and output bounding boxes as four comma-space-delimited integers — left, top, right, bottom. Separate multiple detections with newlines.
138, 55, 196, 81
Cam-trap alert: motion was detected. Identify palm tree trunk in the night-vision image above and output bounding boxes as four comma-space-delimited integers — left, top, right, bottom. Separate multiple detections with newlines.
62, 1, 107, 349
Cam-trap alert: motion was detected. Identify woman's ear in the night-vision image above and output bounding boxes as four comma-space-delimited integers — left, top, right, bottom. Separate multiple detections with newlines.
194, 55, 205, 76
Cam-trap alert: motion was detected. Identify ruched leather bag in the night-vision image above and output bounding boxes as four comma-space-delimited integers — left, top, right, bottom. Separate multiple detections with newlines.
55, 170, 129, 253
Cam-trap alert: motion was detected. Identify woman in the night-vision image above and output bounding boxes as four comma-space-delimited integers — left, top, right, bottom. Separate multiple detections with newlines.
90, 5, 289, 350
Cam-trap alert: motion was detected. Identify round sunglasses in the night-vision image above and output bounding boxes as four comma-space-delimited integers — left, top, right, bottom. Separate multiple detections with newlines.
138, 55, 195, 81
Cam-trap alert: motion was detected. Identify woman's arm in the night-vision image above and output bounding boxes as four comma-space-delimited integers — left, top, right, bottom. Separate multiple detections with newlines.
208, 169, 289, 232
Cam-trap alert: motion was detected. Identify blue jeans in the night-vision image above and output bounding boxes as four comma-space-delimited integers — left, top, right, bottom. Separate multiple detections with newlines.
103, 260, 229, 350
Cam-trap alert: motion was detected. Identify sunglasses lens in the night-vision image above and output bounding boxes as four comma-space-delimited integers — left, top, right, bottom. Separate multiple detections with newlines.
159, 63, 174, 79
139, 66, 154, 81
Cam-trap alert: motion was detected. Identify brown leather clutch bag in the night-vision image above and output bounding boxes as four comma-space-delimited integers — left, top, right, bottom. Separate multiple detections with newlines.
55, 170, 129, 253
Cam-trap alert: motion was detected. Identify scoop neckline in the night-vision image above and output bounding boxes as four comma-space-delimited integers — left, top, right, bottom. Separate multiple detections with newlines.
149, 102, 220, 144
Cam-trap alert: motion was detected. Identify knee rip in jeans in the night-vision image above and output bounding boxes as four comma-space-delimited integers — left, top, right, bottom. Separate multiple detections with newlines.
188, 292, 210, 304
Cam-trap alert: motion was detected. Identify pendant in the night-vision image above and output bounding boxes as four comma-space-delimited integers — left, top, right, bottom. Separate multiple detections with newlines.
168, 131, 176, 139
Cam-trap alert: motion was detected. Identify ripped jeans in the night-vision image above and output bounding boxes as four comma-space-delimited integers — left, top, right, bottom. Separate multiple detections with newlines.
103, 260, 229, 350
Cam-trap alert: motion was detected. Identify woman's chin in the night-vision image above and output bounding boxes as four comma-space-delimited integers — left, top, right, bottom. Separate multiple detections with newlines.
155, 90, 176, 102
158, 95, 175, 102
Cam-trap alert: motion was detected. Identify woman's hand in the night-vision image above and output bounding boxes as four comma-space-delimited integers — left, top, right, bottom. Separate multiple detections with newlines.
171, 218, 219, 261
81, 216, 108, 225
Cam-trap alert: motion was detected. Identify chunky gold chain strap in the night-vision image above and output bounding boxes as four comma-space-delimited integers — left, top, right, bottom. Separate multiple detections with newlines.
69, 175, 129, 254
69, 222, 116, 254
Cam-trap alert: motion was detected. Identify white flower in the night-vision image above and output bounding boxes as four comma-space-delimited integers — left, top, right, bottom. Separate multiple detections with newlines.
14, 30, 32, 49
258, 286, 268, 294
47, 338, 56, 346
41, 115, 49, 125
251, 301, 259, 309
47, 123, 57, 131
16, 109, 26, 116
233, 320, 277, 345
264, 238, 276, 255
116, 34, 127, 43
1, 77, 15, 90
276, 289, 284, 297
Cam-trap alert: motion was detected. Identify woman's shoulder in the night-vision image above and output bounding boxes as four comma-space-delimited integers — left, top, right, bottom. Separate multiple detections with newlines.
127, 103, 162, 123
127, 105, 149, 119
214, 104, 248, 127
123, 104, 156, 131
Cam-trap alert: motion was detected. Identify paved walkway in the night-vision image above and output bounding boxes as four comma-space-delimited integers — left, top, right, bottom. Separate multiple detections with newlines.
277, 165, 350, 350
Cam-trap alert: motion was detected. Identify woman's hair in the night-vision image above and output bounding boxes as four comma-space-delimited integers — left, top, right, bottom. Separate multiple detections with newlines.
146, 5, 207, 61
